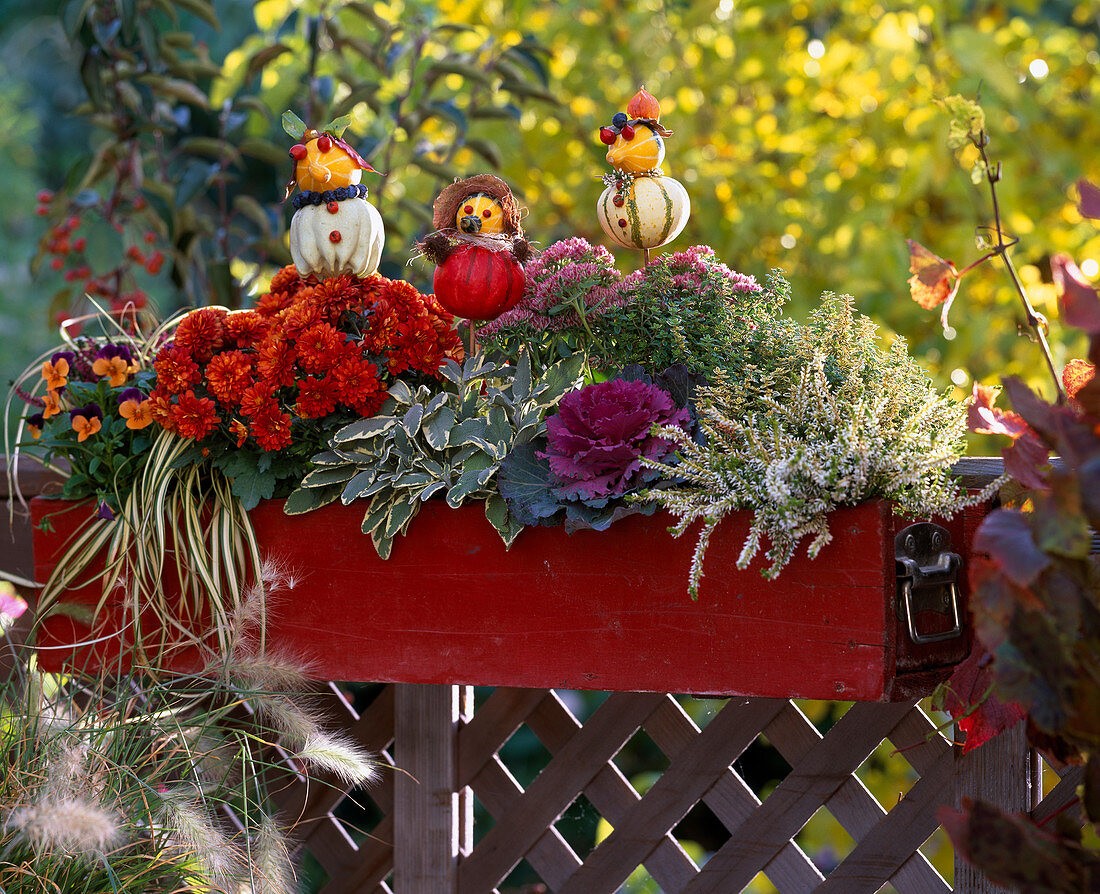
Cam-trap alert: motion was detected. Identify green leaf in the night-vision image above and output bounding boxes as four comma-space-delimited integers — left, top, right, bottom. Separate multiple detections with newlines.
402, 403, 425, 436
281, 110, 307, 140
300, 465, 357, 487
384, 499, 417, 539
284, 482, 343, 515
247, 44, 292, 79
496, 441, 563, 525
228, 467, 277, 511
541, 354, 585, 405
334, 415, 399, 442
321, 113, 354, 137
1034, 472, 1091, 559
388, 379, 415, 405
423, 407, 455, 449
451, 417, 490, 446
174, 0, 220, 28
512, 349, 532, 403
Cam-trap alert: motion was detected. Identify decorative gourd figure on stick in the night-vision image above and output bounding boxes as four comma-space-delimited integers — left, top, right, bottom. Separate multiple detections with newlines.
596, 87, 690, 265
283, 111, 384, 279
417, 174, 528, 353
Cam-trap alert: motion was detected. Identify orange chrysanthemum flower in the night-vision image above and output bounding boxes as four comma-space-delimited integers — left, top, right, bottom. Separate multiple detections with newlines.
313, 274, 362, 321
256, 338, 297, 389
148, 392, 177, 434
295, 323, 343, 374
205, 350, 254, 406
267, 265, 304, 296
295, 375, 340, 419
225, 310, 270, 349
332, 353, 382, 407
154, 345, 202, 395
171, 391, 220, 441
278, 300, 321, 339
249, 405, 293, 452
239, 382, 277, 418
173, 307, 227, 362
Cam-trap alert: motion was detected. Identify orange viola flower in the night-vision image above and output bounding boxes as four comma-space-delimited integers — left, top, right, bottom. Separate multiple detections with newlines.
41, 352, 73, 391
42, 390, 63, 419
92, 356, 134, 387
117, 389, 154, 430
69, 403, 103, 443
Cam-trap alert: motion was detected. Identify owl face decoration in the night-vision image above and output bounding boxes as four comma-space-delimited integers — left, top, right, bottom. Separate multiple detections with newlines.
456, 193, 505, 235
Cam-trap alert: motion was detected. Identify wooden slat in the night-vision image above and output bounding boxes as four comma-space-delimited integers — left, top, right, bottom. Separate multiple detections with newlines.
683, 701, 915, 894
557, 698, 788, 894
1032, 764, 1085, 825
954, 722, 1034, 894
644, 698, 824, 894
526, 691, 700, 892
763, 702, 948, 894
458, 686, 547, 785
395, 684, 468, 892
459, 691, 666, 892
466, 752, 582, 890
320, 814, 396, 894
814, 747, 955, 893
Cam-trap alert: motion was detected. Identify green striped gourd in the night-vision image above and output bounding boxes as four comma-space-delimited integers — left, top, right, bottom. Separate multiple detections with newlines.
596, 175, 690, 250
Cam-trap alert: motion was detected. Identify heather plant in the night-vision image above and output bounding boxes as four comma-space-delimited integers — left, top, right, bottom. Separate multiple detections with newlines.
645, 293, 996, 592
0, 568, 374, 893
590, 245, 775, 377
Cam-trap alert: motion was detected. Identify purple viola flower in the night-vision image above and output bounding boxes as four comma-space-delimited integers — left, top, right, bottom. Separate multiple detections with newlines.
118, 387, 145, 404
51, 350, 76, 367
26, 413, 46, 428
95, 343, 134, 362
69, 403, 104, 423
540, 378, 690, 501
96, 502, 115, 520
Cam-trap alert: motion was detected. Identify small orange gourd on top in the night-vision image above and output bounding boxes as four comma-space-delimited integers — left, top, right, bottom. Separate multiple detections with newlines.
596, 87, 690, 255
283, 112, 385, 279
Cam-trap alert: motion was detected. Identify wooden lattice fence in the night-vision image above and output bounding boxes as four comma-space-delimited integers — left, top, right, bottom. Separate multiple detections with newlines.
260, 682, 1076, 894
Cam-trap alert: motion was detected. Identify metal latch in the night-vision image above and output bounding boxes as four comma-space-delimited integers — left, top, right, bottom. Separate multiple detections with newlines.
895, 523, 963, 645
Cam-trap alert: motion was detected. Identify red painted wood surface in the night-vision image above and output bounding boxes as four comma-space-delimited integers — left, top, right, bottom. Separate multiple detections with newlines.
31, 497, 973, 700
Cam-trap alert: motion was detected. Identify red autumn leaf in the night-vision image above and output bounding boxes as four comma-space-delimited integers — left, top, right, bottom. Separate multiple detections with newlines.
938, 645, 1026, 753
1002, 428, 1052, 493
1052, 253, 1100, 335
333, 136, 381, 174
905, 239, 960, 326
1079, 178, 1100, 220
974, 508, 1051, 587
967, 382, 1030, 438
1063, 359, 1095, 403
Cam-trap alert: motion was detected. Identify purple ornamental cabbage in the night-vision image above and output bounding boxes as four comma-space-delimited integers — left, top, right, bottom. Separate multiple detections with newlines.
541, 378, 690, 501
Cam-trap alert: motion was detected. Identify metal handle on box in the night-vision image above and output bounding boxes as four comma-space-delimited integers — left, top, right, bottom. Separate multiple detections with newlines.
895, 522, 964, 645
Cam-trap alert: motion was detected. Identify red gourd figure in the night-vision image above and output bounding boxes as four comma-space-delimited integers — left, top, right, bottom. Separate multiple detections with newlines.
418, 176, 529, 339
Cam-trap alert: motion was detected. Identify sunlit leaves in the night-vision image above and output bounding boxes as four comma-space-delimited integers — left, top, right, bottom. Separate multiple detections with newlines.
906, 239, 960, 329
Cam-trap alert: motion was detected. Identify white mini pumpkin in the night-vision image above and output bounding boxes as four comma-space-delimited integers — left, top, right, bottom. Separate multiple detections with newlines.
596, 175, 689, 250
289, 198, 384, 278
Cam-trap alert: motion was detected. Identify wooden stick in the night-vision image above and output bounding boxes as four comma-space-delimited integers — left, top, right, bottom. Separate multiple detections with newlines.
643, 247, 651, 267
466, 322, 477, 358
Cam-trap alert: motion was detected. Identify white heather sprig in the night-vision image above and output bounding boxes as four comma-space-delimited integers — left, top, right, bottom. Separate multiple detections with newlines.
641, 294, 1000, 594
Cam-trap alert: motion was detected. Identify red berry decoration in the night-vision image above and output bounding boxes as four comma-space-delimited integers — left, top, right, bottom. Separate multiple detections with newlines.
599, 127, 616, 145
432, 244, 525, 321
329, 230, 342, 243
327, 201, 339, 213
289, 144, 308, 160
620, 124, 636, 141
613, 194, 625, 207
316, 134, 332, 153
618, 218, 628, 228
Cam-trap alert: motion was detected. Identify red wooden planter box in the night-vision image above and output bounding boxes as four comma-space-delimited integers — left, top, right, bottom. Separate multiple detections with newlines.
31, 497, 982, 700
